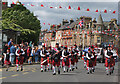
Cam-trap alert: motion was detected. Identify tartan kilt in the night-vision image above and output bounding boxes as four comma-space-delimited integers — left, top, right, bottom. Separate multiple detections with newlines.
71, 57, 75, 65
74, 55, 78, 63
41, 57, 48, 65
4, 60, 11, 65
47, 57, 50, 64
52, 59, 60, 67
87, 59, 93, 67
111, 58, 115, 67
62, 58, 69, 66
105, 57, 112, 67
92, 57, 97, 66
16, 56, 24, 65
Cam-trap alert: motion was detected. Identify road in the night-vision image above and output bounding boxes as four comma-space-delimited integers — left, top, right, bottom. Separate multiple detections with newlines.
1, 60, 119, 82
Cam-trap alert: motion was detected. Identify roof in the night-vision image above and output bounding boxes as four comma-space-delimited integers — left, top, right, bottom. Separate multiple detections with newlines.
97, 14, 103, 24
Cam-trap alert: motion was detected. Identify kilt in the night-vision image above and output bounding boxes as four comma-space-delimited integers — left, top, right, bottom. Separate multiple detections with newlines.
92, 57, 97, 66
71, 57, 75, 65
87, 59, 93, 67
74, 55, 78, 63
47, 57, 50, 63
41, 57, 48, 65
16, 56, 24, 65
4, 60, 11, 65
62, 58, 69, 66
105, 57, 111, 67
111, 58, 115, 67
52, 59, 60, 67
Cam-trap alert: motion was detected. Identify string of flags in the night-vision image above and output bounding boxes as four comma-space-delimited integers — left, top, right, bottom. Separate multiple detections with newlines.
40, 29, 119, 41
3, 2, 116, 14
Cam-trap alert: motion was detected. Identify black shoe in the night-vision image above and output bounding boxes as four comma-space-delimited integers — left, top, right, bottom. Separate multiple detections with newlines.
53, 73, 56, 75
16, 70, 19, 72
6, 69, 8, 71
67, 69, 68, 72
76, 67, 78, 69
48, 68, 50, 71
72, 68, 74, 71
21, 69, 23, 71
41, 70, 43, 72
84, 66, 86, 68
92, 69, 94, 72
44, 69, 47, 72
113, 67, 114, 70
106, 74, 109, 75
70, 69, 71, 71
87, 72, 89, 74
58, 70, 60, 74
64, 71, 65, 73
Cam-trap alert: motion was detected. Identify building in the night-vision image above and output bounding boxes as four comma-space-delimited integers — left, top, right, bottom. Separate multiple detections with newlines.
42, 14, 119, 48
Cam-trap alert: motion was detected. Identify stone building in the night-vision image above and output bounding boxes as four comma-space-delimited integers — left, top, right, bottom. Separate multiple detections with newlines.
42, 14, 119, 48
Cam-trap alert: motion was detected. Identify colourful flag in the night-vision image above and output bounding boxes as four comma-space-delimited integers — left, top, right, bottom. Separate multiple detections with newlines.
95, 9, 98, 12
68, 6, 71, 9
79, 19, 84, 28
78, 6, 80, 10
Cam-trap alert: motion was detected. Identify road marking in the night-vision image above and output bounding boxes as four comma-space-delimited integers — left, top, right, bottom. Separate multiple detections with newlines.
0, 77, 7, 79
0, 69, 2, 72
32, 70, 35, 72
11, 74, 19, 77
23, 72, 29, 75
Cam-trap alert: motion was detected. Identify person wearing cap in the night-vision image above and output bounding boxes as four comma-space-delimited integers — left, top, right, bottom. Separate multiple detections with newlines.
90, 45, 96, 73
52, 43, 61, 75
40, 45, 48, 72
62, 46, 70, 72
15, 45, 25, 72
110, 46, 117, 74
86, 49, 94, 74
72, 44, 79, 70
48, 46, 54, 70
105, 46, 113, 75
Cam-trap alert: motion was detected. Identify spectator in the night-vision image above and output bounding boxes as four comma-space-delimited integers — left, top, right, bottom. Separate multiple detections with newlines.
10, 42, 16, 66
27, 46, 32, 64
8, 39, 13, 47
35, 47, 39, 63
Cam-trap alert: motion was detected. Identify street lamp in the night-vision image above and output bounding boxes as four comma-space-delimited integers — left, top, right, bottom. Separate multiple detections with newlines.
16, 31, 21, 44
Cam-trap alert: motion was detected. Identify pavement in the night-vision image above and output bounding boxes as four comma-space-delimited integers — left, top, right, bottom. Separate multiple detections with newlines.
0, 60, 119, 82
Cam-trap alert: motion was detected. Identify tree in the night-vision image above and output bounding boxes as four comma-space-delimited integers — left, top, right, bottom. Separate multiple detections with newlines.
2, 4, 41, 45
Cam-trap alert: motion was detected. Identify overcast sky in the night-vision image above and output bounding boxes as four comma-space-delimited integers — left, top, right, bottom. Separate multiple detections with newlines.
7, 0, 119, 30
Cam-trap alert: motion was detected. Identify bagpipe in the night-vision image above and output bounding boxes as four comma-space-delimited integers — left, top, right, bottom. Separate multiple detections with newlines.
41, 48, 64, 65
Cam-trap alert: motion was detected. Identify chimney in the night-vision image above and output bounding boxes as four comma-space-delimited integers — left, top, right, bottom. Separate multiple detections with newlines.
62, 19, 69, 25
70, 18, 74, 24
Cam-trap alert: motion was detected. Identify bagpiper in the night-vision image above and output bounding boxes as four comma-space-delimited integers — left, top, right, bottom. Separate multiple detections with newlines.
86, 49, 94, 74
110, 46, 117, 74
52, 43, 61, 75
73, 44, 79, 70
16, 45, 25, 72
105, 46, 113, 75
62, 46, 70, 72
40, 45, 48, 72
90, 45, 96, 72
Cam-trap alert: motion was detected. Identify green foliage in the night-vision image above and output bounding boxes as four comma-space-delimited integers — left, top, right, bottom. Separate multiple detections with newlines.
2, 4, 41, 44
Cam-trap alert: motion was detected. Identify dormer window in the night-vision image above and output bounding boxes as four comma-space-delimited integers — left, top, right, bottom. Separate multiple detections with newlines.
97, 26, 101, 31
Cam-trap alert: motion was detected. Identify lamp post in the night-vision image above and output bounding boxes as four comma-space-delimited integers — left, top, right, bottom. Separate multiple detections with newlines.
16, 31, 21, 44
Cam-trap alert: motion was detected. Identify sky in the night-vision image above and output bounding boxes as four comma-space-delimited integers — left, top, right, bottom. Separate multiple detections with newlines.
7, 0, 119, 30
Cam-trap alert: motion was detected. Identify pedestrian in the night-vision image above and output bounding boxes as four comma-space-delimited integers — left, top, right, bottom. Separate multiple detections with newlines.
10, 42, 16, 66
27, 46, 32, 64
86, 49, 94, 74
40, 45, 48, 72
35, 47, 39, 63
62, 46, 70, 72
4, 49, 10, 71
16, 45, 25, 72
8, 39, 13, 47
52, 43, 61, 75
105, 46, 113, 75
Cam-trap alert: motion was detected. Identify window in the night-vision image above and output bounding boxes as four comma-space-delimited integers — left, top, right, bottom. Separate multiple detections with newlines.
97, 37, 100, 43
97, 26, 101, 31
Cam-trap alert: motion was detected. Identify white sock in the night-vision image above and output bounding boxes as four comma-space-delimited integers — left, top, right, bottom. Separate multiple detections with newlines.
16, 64, 19, 70
63, 66, 65, 71
53, 66, 56, 73
41, 65, 43, 70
